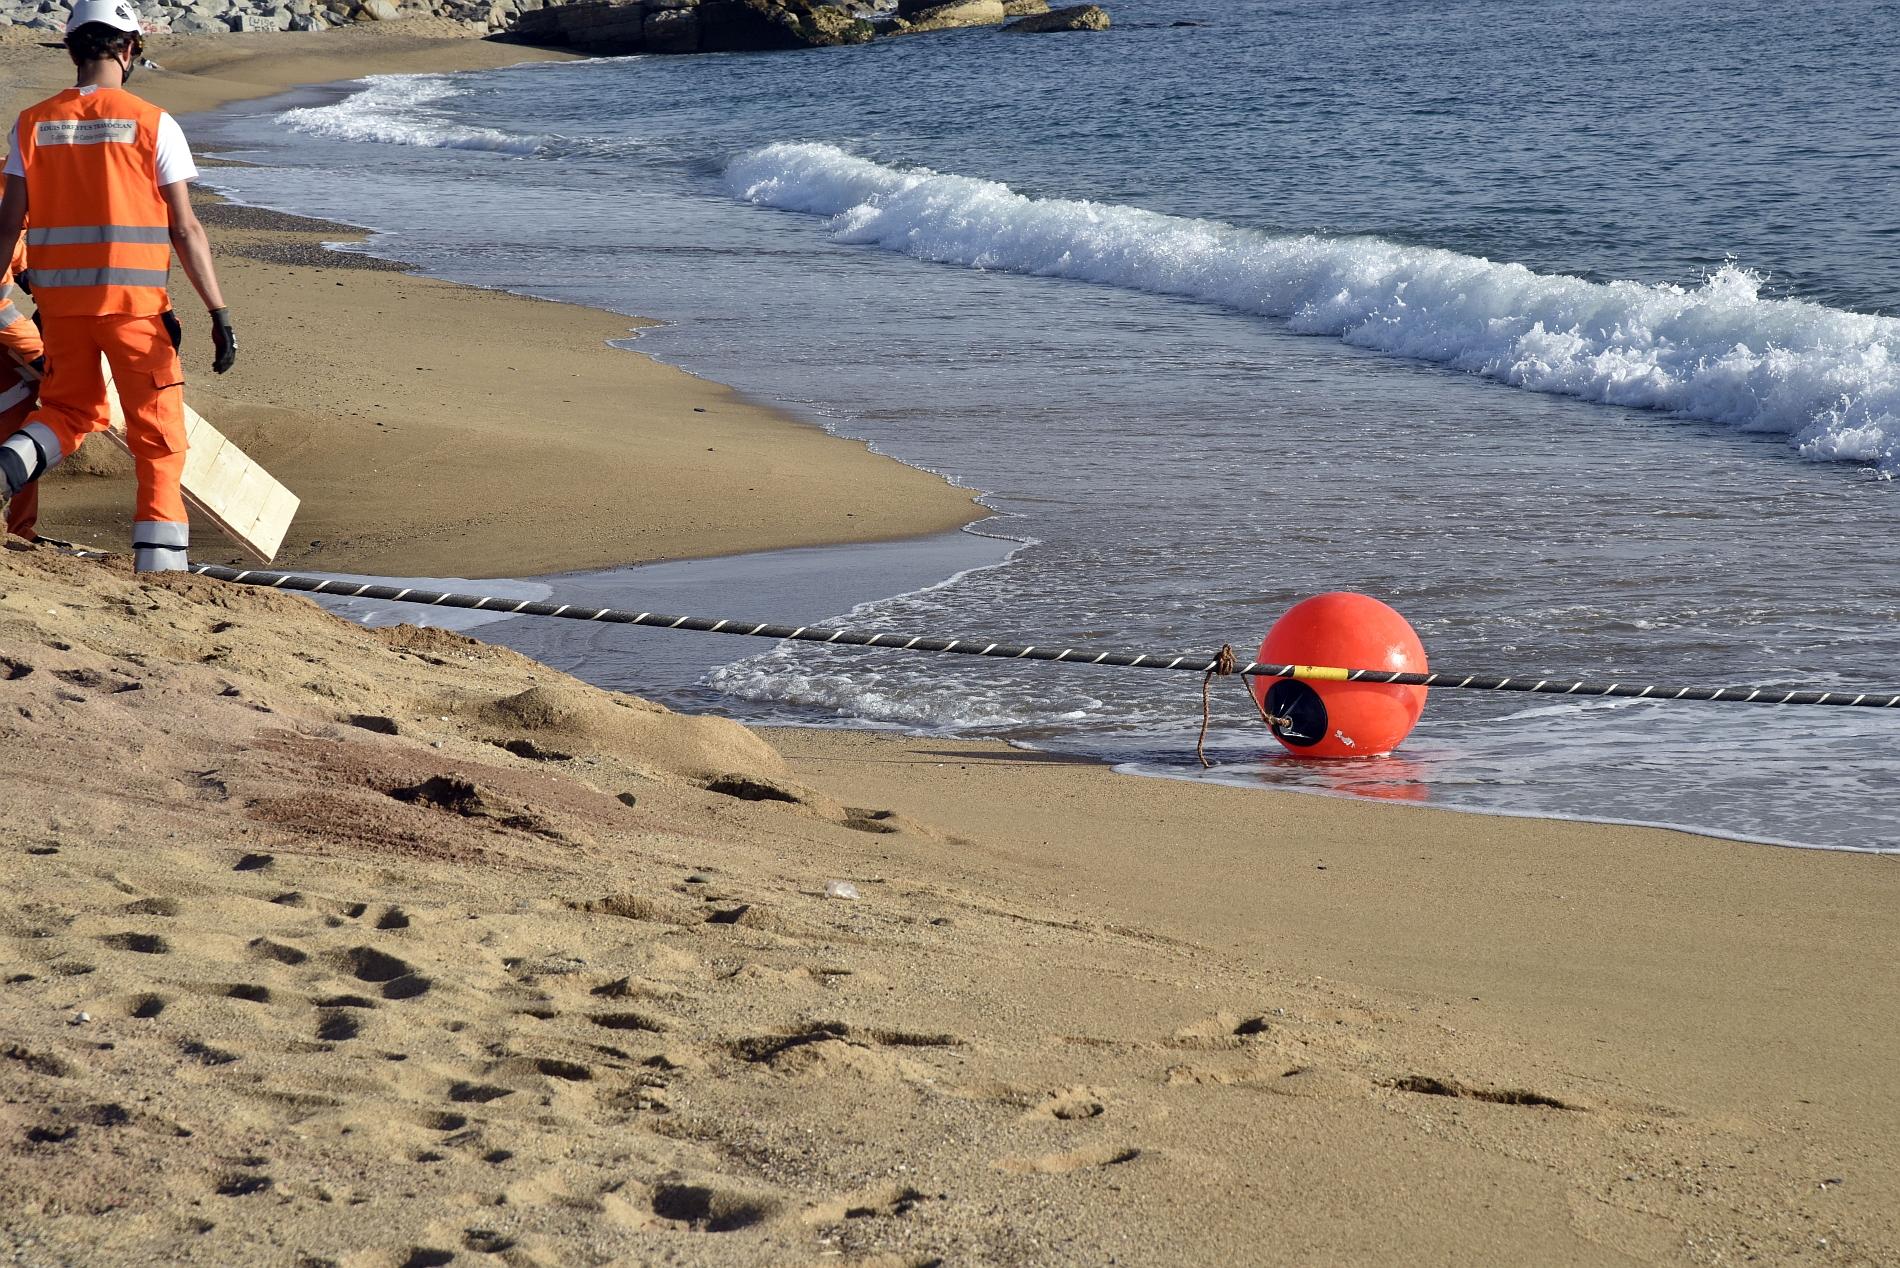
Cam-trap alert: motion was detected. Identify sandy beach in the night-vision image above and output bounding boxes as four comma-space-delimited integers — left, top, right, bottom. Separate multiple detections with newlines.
3, 23, 1898, 1268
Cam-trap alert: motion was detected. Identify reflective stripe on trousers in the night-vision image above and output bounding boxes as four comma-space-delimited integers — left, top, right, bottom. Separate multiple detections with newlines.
28, 267, 172, 290
132, 519, 188, 548
0, 421, 62, 495
26, 225, 171, 247
133, 519, 189, 573
133, 545, 189, 573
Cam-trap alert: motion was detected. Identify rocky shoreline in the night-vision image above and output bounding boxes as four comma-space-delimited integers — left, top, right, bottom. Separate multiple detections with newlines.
511, 0, 1108, 55
0, 0, 1104, 52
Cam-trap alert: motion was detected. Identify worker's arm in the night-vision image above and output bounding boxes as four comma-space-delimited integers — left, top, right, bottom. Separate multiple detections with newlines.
2, 241, 42, 366
0, 312, 42, 367
0, 175, 25, 295
0, 182, 37, 369
159, 178, 235, 373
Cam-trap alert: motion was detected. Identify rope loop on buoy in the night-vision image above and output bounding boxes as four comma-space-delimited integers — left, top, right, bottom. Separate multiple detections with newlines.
1196, 644, 1237, 768
1199, 644, 1290, 767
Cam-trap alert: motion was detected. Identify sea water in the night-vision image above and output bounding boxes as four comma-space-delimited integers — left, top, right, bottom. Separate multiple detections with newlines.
187, 0, 1900, 851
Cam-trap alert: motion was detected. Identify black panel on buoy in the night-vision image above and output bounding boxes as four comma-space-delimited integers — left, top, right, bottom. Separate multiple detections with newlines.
1264, 679, 1328, 748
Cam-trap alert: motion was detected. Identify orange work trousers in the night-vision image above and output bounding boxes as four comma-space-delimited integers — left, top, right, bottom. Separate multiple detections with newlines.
21, 313, 189, 568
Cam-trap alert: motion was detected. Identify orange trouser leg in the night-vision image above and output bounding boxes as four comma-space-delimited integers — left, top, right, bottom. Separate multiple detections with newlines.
2, 314, 189, 570
4, 481, 37, 540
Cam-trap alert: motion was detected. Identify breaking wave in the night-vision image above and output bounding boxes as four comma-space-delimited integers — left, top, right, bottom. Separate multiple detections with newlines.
279, 74, 548, 155
728, 142, 1900, 471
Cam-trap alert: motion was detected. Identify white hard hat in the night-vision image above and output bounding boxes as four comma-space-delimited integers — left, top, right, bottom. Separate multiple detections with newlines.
66, 0, 143, 33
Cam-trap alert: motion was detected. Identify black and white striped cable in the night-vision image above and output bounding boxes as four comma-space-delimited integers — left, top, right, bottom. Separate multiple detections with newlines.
186, 563, 1900, 710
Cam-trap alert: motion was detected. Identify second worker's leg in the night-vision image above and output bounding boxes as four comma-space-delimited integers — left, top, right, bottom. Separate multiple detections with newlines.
0, 318, 109, 506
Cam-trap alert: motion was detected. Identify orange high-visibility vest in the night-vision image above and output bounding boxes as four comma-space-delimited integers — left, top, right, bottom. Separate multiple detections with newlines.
15, 88, 173, 319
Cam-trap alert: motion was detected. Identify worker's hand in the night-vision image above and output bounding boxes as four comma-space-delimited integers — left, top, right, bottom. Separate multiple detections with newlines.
209, 307, 236, 374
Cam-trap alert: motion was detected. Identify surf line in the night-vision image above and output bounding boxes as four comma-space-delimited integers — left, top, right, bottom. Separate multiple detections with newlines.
187, 564, 1900, 711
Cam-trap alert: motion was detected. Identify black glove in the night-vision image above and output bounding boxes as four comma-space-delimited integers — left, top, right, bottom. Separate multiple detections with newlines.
209, 307, 236, 374
28, 356, 44, 378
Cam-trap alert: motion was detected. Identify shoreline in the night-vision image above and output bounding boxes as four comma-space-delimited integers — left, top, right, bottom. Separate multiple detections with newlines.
3, 25, 988, 579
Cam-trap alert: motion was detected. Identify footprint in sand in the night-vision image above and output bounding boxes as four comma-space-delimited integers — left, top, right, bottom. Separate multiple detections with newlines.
800, 1181, 932, 1224
98, 932, 169, 955
648, 1181, 778, 1232
1025, 1087, 1108, 1121
250, 938, 308, 967
992, 1143, 1140, 1175
99, 991, 168, 1019
333, 946, 431, 1000
316, 1011, 361, 1042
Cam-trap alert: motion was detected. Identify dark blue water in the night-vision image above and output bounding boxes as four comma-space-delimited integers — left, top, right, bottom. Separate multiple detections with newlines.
192, 0, 1900, 850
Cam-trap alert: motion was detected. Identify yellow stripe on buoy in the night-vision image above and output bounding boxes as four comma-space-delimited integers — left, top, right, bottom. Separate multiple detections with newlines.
1292, 665, 1351, 680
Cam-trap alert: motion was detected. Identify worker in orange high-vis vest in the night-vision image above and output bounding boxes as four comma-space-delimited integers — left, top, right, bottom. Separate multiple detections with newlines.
0, 0, 236, 573
1, 236, 60, 544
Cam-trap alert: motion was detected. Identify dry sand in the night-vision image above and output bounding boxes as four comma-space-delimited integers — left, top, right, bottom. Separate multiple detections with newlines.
3, 26, 983, 578
3, 24, 1898, 1268
3, 546, 1898, 1267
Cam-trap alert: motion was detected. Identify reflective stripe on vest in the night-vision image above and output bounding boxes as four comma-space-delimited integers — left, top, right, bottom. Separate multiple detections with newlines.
16, 88, 173, 318
0, 301, 22, 329
29, 267, 173, 290
27, 225, 172, 246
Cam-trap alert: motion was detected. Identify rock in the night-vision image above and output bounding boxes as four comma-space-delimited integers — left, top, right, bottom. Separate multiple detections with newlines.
512, 0, 645, 49
643, 3, 698, 49
230, 10, 280, 27
1001, 1, 1102, 30
697, 0, 871, 49
509, 0, 870, 49
357, 0, 397, 16
893, 0, 1000, 30
1000, 0, 1041, 11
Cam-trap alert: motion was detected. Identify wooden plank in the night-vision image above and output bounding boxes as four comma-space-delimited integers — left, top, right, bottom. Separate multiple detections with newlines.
99, 356, 300, 563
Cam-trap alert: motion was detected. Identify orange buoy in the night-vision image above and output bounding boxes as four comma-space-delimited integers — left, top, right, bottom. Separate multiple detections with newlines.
1251, 592, 1428, 758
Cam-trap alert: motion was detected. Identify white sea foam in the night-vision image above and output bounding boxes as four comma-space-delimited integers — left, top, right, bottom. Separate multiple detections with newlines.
279, 75, 548, 155
728, 142, 1900, 470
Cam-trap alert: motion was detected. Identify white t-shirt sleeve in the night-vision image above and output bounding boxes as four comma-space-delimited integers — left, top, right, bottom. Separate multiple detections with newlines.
4, 114, 197, 185
154, 113, 197, 188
